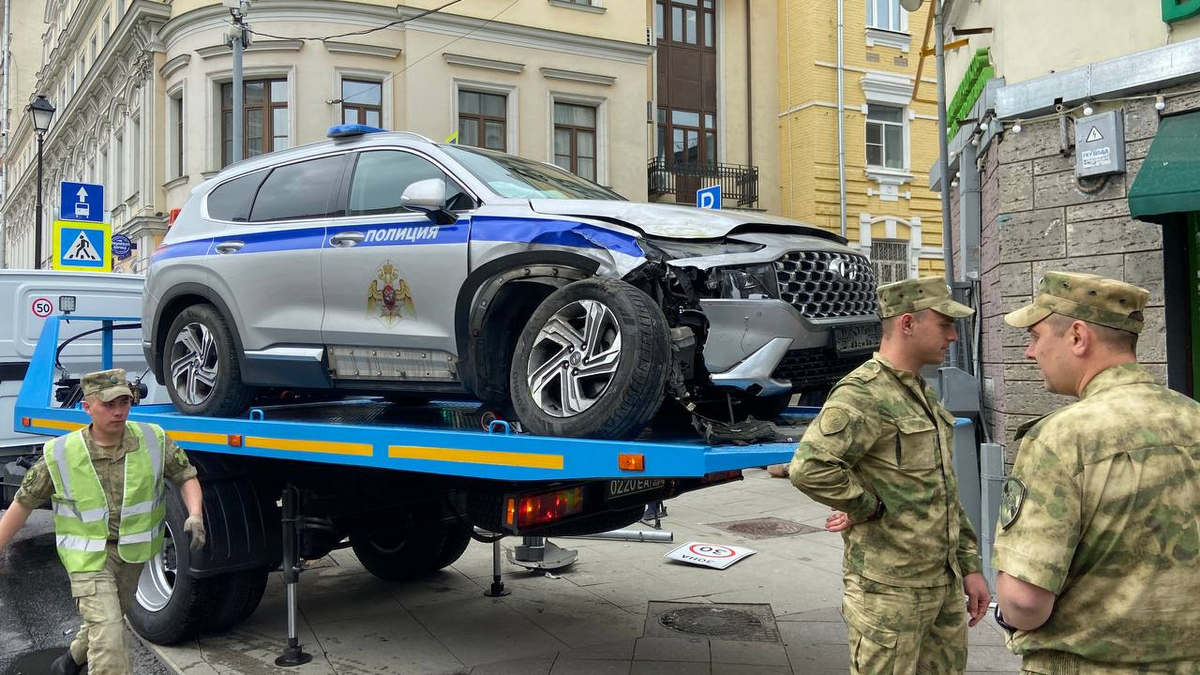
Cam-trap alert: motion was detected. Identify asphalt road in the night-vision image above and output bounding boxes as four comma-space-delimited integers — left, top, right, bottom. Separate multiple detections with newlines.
0, 509, 169, 675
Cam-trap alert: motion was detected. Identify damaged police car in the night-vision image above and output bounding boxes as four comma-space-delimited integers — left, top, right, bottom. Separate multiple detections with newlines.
144, 126, 880, 440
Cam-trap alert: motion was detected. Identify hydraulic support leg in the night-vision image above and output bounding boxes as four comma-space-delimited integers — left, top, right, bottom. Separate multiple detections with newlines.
275, 484, 313, 667
483, 539, 510, 597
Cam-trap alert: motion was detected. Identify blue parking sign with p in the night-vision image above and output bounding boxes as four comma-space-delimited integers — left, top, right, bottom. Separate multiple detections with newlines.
696, 185, 721, 210
60, 181, 105, 223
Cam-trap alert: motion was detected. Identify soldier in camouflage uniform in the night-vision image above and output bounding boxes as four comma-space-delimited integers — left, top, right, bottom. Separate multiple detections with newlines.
789, 276, 991, 675
0, 369, 206, 675
995, 271, 1200, 674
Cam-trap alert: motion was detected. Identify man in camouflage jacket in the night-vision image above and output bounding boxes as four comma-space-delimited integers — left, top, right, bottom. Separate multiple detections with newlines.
789, 276, 990, 675
995, 271, 1200, 674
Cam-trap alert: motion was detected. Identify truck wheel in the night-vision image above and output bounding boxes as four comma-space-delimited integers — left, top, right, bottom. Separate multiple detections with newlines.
128, 486, 215, 644
510, 278, 669, 440
163, 304, 255, 417
202, 568, 270, 633
350, 523, 446, 582
433, 521, 473, 569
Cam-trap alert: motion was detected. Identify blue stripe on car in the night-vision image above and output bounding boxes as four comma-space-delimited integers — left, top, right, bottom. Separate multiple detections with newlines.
470, 217, 644, 258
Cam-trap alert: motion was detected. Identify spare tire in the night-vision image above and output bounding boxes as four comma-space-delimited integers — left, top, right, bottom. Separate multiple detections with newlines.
510, 278, 669, 440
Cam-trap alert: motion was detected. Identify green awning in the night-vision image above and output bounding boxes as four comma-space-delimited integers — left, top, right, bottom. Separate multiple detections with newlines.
1129, 110, 1200, 223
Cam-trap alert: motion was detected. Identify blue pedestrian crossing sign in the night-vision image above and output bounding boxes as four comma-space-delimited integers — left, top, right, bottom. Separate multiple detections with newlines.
52, 220, 112, 272
59, 181, 105, 223
696, 184, 722, 210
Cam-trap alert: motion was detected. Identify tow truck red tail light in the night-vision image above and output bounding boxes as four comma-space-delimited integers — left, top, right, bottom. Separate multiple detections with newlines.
700, 469, 743, 485
506, 486, 584, 529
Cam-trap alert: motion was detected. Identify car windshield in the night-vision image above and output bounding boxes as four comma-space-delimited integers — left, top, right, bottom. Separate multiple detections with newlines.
440, 145, 625, 201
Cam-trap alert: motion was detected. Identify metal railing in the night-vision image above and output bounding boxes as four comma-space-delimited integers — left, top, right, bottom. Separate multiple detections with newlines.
647, 158, 759, 207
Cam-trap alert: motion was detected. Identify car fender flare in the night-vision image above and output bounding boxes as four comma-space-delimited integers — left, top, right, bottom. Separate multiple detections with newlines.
454, 252, 601, 398
152, 284, 247, 382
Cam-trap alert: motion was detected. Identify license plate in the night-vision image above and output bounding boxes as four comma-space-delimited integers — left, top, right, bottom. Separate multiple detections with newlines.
606, 478, 666, 500
834, 323, 882, 355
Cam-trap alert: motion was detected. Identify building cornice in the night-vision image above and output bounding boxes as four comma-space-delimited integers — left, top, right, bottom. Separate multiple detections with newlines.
860, 71, 914, 106
865, 27, 911, 53
325, 41, 402, 59
160, 53, 191, 80
159, 0, 403, 48
549, 0, 607, 14
197, 39, 303, 59
443, 53, 525, 73
400, 6, 654, 65
540, 67, 616, 86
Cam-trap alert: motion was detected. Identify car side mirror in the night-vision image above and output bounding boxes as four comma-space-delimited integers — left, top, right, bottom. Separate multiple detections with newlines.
401, 179, 455, 224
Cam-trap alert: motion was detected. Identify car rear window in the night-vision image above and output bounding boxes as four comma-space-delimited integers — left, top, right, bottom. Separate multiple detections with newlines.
248, 154, 347, 222
206, 170, 268, 222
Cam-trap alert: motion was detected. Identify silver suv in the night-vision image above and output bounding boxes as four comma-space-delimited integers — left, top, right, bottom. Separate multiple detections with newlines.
144, 127, 880, 440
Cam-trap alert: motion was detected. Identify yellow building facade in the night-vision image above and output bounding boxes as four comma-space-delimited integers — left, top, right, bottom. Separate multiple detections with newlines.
778, 0, 945, 280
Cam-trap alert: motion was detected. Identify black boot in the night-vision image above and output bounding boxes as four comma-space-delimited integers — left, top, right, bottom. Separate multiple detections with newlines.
49, 649, 84, 675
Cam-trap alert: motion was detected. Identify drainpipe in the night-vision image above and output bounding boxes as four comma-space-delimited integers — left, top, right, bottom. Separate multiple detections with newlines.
745, 0, 752, 171
934, 0, 958, 366
837, 0, 847, 238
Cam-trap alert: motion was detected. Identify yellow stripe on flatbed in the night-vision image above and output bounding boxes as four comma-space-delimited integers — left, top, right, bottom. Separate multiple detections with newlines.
387, 445, 563, 470
167, 430, 228, 445
32, 419, 85, 431
246, 436, 373, 457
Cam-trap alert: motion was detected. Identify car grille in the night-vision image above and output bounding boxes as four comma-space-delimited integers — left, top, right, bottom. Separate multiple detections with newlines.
771, 348, 872, 389
774, 252, 878, 319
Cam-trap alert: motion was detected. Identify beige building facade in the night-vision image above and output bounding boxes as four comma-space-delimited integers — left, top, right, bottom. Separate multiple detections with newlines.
3, 0, 783, 272
935, 0, 1200, 459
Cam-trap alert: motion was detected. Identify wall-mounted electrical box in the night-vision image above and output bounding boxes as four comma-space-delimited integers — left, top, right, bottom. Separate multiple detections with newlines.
1075, 110, 1126, 178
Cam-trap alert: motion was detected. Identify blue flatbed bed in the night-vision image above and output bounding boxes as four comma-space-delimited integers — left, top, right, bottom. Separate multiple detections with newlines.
15, 316, 808, 482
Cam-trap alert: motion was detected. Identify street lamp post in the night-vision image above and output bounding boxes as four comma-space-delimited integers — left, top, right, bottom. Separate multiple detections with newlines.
28, 95, 55, 269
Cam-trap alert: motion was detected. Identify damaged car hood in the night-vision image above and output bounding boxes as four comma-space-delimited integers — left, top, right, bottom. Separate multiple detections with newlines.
528, 200, 835, 240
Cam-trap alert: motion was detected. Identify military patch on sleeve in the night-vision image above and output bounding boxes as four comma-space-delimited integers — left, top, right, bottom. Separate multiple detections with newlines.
174, 449, 189, 466
999, 477, 1027, 529
819, 408, 851, 435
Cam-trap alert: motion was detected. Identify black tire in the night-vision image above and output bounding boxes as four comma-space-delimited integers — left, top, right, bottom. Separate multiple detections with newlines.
128, 485, 216, 644
163, 304, 255, 417
510, 278, 670, 440
201, 567, 270, 633
433, 521, 473, 569
350, 515, 447, 582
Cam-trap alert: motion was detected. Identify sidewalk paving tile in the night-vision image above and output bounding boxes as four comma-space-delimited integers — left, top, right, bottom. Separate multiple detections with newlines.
548, 658, 633, 675
709, 640, 791, 666
633, 636, 711, 663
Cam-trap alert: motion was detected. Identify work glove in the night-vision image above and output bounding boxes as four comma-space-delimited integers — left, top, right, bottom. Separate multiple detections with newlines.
183, 514, 206, 552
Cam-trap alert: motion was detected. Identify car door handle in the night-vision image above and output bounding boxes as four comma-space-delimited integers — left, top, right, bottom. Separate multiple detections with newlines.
214, 241, 243, 254
329, 232, 365, 248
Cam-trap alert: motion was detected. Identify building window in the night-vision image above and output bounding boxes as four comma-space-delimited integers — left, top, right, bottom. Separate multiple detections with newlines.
458, 90, 507, 151
341, 80, 382, 127
553, 103, 597, 182
867, 0, 906, 32
102, 11, 110, 40
90, 34, 97, 64
171, 92, 184, 178
131, 116, 141, 197
114, 134, 124, 201
657, 0, 716, 48
657, 107, 716, 165
871, 239, 909, 284
221, 78, 288, 167
866, 105, 904, 169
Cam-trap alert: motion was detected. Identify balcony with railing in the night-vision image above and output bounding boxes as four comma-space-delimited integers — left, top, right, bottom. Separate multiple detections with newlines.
647, 159, 759, 208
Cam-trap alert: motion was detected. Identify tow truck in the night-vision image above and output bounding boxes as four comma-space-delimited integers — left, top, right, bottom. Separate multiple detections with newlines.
13, 314, 804, 663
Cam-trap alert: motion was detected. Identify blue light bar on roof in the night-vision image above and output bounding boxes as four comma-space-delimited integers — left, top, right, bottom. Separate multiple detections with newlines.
327, 124, 386, 139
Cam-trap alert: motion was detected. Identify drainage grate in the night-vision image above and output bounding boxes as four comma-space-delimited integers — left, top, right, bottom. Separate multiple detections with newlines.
708, 516, 821, 540
645, 602, 781, 642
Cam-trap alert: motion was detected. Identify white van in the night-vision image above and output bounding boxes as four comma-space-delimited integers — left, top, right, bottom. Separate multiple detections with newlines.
1, 270, 160, 504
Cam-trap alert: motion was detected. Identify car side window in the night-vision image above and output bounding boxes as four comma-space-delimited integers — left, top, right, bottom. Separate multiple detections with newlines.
248, 154, 347, 222
206, 169, 268, 222
348, 150, 472, 217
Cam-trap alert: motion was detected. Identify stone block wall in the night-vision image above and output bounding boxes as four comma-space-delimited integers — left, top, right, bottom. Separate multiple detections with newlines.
974, 95, 1168, 463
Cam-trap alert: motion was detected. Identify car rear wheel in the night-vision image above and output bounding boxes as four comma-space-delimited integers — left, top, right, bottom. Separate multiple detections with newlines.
163, 304, 255, 417
510, 278, 670, 440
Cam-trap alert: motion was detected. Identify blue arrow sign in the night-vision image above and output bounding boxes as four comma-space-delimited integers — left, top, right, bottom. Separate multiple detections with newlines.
60, 181, 105, 223
696, 184, 722, 210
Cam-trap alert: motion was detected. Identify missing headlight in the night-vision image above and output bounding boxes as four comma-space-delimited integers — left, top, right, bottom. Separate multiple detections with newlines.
711, 264, 776, 300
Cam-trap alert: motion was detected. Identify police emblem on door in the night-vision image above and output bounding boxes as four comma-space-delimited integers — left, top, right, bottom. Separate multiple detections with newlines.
367, 260, 416, 328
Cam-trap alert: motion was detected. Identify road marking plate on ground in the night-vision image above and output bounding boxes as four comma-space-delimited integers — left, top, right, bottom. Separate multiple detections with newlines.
664, 541, 756, 570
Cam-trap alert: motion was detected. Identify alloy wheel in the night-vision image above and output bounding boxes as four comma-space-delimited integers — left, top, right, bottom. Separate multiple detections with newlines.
169, 322, 219, 406
526, 299, 622, 417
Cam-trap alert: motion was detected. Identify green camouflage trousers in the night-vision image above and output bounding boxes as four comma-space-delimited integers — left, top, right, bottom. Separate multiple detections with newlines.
67, 543, 145, 675
843, 572, 967, 675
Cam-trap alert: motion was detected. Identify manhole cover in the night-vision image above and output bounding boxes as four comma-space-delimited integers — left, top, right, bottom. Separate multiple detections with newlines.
708, 516, 820, 539
645, 602, 781, 642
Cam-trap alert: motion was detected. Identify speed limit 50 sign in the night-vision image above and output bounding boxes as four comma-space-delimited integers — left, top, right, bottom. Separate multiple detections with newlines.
664, 541, 756, 570
31, 297, 54, 318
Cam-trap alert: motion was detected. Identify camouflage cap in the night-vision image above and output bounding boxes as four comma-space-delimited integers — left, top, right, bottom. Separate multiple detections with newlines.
82, 368, 132, 403
1004, 271, 1148, 334
877, 276, 974, 319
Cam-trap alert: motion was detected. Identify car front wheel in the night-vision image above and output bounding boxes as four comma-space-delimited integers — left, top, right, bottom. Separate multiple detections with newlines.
510, 278, 670, 440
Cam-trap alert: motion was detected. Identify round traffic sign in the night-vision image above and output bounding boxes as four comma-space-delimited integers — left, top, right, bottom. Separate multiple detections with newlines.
687, 543, 735, 558
31, 297, 54, 318
112, 234, 132, 258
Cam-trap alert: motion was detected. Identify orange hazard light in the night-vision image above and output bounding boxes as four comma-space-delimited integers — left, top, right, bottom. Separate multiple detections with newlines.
228, 434, 243, 447
20, 417, 30, 427
618, 453, 644, 471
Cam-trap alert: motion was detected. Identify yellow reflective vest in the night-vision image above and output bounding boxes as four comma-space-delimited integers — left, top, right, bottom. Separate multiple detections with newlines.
43, 422, 166, 572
